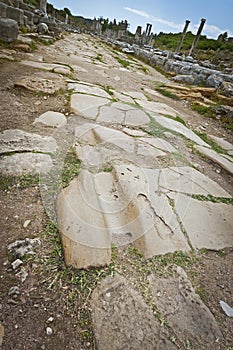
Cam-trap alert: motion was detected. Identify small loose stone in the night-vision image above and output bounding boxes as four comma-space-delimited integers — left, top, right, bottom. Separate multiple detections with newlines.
11, 259, 23, 270
46, 327, 53, 335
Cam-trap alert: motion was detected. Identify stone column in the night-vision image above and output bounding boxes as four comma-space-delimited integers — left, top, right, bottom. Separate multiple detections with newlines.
176, 20, 190, 52
189, 18, 206, 56
52, 10, 56, 23
145, 23, 152, 36
40, 0, 47, 14
65, 14, 68, 25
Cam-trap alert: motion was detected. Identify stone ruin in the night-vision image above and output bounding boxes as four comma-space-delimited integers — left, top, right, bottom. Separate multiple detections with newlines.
0, 0, 63, 43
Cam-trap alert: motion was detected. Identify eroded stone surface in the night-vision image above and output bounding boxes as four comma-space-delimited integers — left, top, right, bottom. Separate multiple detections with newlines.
172, 193, 233, 249
159, 166, 231, 197
20, 60, 71, 74
208, 135, 233, 151
15, 76, 65, 94
112, 91, 135, 103
0, 129, 57, 154
33, 111, 67, 127
141, 137, 177, 153
70, 94, 110, 119
68, 82, 111, 98
152, 115, 210, 147
149, 267, 222, 344
195, 145, 233, 174
56, 171, 112, 269
70, 94, 150, 126
56, 164, 190, 266
0, 153, 53, 176
98, 105, 125, 124
125, 108, 150, 126
137, 100, 181, 117
75, 123, 177, 169
91, 274, 175, 350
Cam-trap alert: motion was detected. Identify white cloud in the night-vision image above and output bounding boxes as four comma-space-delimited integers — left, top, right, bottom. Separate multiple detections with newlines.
124, 7, 150, 19
124, 7, 233, 39
203, 24, 233, 38
124, 7, 183, 31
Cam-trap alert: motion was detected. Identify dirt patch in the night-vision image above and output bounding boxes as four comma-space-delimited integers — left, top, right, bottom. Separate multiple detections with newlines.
0, 61, 68, 133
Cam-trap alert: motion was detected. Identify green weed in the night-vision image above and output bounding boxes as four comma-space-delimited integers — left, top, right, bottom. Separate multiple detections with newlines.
62, 147, 81, 188
194, 131, 226, 153
0, 173, 39, 191
155, 87, 181, 100
116, 57, 130, 68
95, 53, 104, 63
191, 194, 233, 204
191, 103, 215, 118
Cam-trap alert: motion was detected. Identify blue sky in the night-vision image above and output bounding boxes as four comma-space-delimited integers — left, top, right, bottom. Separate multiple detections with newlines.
49, 0, 233, 39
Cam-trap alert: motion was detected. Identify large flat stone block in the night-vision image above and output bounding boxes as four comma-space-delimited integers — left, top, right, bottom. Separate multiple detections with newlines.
0, 18, 18, 43
6, 5, 24, 26
172, 193, 233, 250
91, 275, 175, 350
0, 2, 7, 17
56, 171, 112, 269
149, 267, 222, 344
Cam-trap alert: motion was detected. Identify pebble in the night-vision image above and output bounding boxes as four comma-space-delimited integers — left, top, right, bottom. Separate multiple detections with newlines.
47, 317, 54, 323
8, 286, 20, 296
23, 219, 31, 228
16, 268, 28, 283
12, 259, 23, 270
46, 327, 53, 335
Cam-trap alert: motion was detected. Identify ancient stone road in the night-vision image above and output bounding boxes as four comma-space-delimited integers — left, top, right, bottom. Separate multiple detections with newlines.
0, 33, 233, 349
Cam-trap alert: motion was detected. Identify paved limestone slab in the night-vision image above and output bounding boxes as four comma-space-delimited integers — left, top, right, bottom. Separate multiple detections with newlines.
20, 60, 71, 73
75, 123, 99, 145
137, 100, 181, 118
76, 144, 119, 168
68, 82, 111, 98
33, 111, 67, 127
0, 153, 53, 176
141, 137, 177, 153
122, 128, 148, 137
208, 135, 233, 151
53, 67, 70, 75
98, 105, 125, 124
125, 108, 150, 126
15, 77, 65, 94
70, 94, 110, 119
148, 267, 222, 344
75, 124, 135, 153
222, 154, 233, 163
56, 171, 112, 269
136, 141, 166, 158
144, 87, 161, 97
172, 193, 233, 250
0, 129, 57, 154
152, 115, 211, 147
111, 102, 135, 111
72, 65, 88, 73
195, 145, 233, 174
112, 91, 135, 104
159, 166, 231, 197
56, 164, 190, 268
91, 274, 175, 350
125, 91, 148, 100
